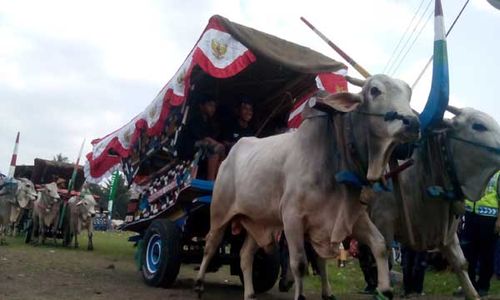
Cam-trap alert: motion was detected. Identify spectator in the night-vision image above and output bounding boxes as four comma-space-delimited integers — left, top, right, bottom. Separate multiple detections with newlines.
457, 171, 500, 297
495, 239, 500, 280
223, 97, 255, 150
401, 246, 428, 297
177, 94, 225, 180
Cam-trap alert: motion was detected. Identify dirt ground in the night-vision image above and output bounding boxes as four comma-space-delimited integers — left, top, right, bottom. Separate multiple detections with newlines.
0, 233, 498, 300
0, 240, 334, 300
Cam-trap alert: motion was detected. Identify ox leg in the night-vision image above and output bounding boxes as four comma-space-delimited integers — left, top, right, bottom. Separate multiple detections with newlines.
240, 234, 259, 300
283, 219, 307, 300
352, 212, 392, 299
74, 230, 79, 248
38, 217, 44, 245
316, 256, 335, 300
440, 234, 480, 300
195, 223, 228, 297
88, 225, 94, 251
30, 214, 38, 245
0, 225, 6, 245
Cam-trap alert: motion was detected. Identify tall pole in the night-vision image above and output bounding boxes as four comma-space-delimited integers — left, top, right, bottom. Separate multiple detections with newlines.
8, 132, 20, 178
58, 138, 86, 231
68, 138, 86, 194
300, 16, 371, 78
108, 170, 120, 227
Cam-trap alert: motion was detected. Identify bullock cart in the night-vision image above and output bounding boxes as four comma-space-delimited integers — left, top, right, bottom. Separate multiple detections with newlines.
85, 15, 348, 291
19, 158, 89, 244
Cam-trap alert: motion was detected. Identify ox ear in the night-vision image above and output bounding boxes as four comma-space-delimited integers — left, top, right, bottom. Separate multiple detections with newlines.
76, 200, 83, 206
319, 92, 363, 113
446, 105, 462, 116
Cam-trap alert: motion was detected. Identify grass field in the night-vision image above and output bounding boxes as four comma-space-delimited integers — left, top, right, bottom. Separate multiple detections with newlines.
1, 231, 500, 299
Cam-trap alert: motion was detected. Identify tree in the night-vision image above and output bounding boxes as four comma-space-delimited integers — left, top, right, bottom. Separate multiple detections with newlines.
53, 153, 69, 163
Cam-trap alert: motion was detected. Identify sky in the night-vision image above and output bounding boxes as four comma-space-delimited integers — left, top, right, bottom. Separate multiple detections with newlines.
1, 0, 499, 175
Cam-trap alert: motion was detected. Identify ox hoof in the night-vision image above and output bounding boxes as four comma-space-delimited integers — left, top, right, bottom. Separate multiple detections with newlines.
278, 278, 294, 292
194, 279, 204, 298
87, 245, 94, 251
322, 295, 337, 300
297, 295, 306, 300
373, 290, 393, 300
245, 294, 257, 300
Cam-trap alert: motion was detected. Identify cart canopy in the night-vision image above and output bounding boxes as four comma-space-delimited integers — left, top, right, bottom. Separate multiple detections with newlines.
85, 15, 347, 183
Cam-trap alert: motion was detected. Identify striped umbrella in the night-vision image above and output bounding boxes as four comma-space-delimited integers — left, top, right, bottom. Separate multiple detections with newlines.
419, 0, 449, 131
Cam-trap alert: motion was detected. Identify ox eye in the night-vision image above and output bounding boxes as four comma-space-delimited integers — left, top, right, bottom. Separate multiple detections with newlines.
472, 123, 488, 132
370, 86, 381, 98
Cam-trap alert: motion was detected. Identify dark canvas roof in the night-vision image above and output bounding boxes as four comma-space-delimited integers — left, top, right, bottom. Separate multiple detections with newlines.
217, 15, 346, 74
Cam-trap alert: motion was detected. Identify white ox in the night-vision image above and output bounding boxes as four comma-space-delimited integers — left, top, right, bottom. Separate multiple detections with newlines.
0, 178, 37, 244
196, 74, 421, 300
66, 192, 97, 250
31, 182, 61, 245
364, 107, 500, 300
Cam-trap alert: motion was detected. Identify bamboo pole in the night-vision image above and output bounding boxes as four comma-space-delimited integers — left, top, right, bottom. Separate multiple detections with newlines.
300, 17, 371, 79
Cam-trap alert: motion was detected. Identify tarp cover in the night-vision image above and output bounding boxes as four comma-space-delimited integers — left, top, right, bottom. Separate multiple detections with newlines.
85, 15, 346, 183
218, 15, 345, 74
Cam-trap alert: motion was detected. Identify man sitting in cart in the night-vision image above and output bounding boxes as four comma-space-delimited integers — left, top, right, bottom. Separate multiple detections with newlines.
176, 93, 225, 181
222, 97, 255, 151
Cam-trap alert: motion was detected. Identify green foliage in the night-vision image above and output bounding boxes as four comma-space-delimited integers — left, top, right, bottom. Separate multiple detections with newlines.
53, 153, 69, 163
99, 172, 130, 220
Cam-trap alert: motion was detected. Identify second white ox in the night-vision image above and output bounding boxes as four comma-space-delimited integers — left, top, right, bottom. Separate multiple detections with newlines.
66, 192, 97, 250
365, 107, 500, 300
196, 74, 421, 300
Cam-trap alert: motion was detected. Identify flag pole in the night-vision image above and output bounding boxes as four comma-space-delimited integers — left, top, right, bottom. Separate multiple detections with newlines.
57, 138, 86, 232
8, 132, 20, 178
107, 170, 120, 229
67, 138, 86, 194
300, 16, 371, 78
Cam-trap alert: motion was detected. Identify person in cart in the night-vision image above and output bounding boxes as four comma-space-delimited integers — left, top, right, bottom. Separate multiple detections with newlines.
222, 97, 255, 150
176, 93, 225, 181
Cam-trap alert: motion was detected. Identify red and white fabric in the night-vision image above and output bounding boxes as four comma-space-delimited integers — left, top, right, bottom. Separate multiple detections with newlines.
288, 69, 348, 128
85, 17, 256, 183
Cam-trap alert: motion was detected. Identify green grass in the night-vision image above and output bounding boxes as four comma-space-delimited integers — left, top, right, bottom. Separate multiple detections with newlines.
8, 230, 137, 261
6, 232, 500, 297
304, 258, 500, 297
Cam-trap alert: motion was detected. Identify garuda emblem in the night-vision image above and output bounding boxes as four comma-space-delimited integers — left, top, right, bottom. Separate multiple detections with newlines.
149, 106, 158, 119
176, 70, 185, 85
211, 39, 228, 59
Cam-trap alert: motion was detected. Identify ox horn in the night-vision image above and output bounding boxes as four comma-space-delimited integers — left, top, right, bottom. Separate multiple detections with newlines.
446, 105, 462, 116
419, 0, 449, 131
345, 75, 366, 87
